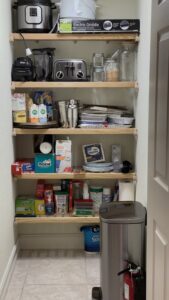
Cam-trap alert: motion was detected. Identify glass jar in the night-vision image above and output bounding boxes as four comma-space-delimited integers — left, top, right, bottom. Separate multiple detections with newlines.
93, 53, 104, 68
93, 67, 104, 82
104, 59, 119, 82
120, 48, 136, 81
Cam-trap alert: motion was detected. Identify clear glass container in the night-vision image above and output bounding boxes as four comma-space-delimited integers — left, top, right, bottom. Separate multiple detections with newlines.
120, 47, 136, 81
104, 59, 119, 82
93, 53, 105, 68
93, 67, 104, 82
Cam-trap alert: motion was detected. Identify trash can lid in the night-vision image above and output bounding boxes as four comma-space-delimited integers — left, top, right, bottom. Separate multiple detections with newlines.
99, 201, 146, 224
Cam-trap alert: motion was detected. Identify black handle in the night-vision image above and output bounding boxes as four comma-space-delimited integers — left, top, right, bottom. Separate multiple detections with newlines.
117, 267, 130, 276
13, 2, 18, 9
51, 3, 56, 9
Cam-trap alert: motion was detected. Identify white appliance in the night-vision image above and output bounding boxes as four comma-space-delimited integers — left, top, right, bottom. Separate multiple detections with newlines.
58, 0, 97, 19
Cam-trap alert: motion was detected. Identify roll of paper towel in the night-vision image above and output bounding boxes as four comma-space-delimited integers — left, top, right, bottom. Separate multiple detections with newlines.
119, 181, 135, 201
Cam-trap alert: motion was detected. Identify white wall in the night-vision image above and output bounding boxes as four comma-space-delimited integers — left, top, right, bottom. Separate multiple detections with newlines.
136, 0, 152, 207
0, 0, 16, 293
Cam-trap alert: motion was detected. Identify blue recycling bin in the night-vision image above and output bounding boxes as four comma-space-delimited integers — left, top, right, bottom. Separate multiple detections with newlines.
81, 225, 100, 253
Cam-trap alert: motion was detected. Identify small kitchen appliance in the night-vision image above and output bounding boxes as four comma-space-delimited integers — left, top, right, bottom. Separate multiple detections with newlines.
58, 0, 97, 20
53, 59, 87, 81
32, 48, 55, 81
13, 0, 56, 33
12, 57, 34, 81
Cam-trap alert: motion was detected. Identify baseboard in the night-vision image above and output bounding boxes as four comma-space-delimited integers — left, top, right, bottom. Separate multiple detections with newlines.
19, 233, 84, 250
0, 241, 20, 300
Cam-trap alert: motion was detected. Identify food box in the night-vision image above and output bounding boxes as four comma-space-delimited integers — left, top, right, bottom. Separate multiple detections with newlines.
12, 93, 26, 111
13, 111, 27, 123
55, 140, 72, 173
54, 191, 68, 216
15, 196, 35, 217
11, 159, 35, 175
35, 199, 45, 216
35, 154, 55, 173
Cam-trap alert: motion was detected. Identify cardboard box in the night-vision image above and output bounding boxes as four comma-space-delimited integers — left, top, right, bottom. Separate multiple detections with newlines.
55, 140, 72, 173
12, 93, 26, 111
15, 196, 35, 217
35, 154, 55, 173
13, 111, 27, 123
11, 159, 35, 176
35, 199, 45, 216
58, 19, 140, 33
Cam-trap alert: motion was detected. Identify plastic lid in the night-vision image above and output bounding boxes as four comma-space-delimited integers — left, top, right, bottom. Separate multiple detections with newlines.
90, 186, 103, 193
54, 191, 68, 195
100, 201, 146, 224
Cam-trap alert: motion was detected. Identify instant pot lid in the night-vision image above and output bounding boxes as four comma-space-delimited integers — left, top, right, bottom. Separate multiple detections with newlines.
17, 0, 53, 5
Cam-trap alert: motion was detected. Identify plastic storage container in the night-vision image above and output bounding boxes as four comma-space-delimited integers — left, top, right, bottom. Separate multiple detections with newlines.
90, 186, 103, 213
81, 225, 100, 252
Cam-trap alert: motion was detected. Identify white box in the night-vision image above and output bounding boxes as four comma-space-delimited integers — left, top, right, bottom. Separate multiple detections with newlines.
55, 140, 72, 173
12, 93, 26, 111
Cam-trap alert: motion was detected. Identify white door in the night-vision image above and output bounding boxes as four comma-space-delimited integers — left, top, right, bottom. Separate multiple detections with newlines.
147, 0, 169, 299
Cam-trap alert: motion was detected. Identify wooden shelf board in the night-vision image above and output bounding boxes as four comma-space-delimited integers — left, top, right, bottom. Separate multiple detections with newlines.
14, 172, 136, 180
15, 215, 100, 224
10, 33, 139, 42
11, 81, 138, 90
13, 128, 137, 136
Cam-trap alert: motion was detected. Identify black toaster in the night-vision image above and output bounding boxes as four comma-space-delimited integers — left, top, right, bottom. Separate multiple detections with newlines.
53, 59, 87, 81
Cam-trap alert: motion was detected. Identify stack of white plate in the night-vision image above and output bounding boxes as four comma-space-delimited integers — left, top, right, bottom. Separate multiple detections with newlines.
83, 162, 114, 173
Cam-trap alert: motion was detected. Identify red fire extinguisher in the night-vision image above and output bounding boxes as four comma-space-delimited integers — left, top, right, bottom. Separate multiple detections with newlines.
118, 263, 142, 300
124, 268, 135, 300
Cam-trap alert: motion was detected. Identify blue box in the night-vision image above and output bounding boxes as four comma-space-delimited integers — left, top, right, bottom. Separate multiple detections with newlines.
35, 154, 55, 173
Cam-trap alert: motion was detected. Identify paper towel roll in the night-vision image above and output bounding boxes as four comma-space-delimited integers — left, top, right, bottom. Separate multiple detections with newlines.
119, 181, 135, 201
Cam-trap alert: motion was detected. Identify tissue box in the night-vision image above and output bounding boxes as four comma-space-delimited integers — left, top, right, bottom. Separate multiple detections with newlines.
55, 140, 72, 173
35, 154, 55, 173
15, 196, 35, 217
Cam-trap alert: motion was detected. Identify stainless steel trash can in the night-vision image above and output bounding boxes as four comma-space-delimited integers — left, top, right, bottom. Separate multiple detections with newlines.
99, 201, 146, 300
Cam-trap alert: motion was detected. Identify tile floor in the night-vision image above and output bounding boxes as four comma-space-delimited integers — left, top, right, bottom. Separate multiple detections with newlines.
4, 250, 100, 300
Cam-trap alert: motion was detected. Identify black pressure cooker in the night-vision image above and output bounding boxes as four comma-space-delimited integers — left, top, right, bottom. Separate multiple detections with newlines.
13, 0, 56, 33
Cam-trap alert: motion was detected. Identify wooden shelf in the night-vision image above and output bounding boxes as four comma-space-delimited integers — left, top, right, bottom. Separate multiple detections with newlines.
10, 33, 139, 42
13, 172, 136, 180
13, 128, 137, 136
15, 215, 100, 224
11, 81, 138, 90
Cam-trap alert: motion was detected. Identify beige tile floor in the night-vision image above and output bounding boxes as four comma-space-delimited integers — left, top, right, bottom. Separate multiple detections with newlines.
4, 250, 100, 300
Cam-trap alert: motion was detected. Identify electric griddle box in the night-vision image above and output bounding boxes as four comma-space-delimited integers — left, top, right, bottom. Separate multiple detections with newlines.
58, 19, 140, 33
